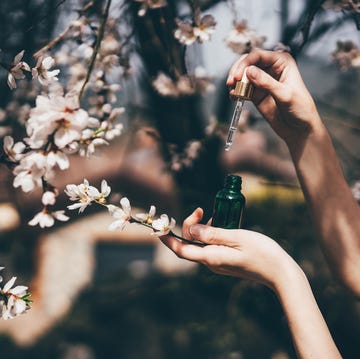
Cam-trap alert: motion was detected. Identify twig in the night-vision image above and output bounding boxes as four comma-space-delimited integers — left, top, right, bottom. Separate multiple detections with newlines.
129, 217, 206, 246
78, 0, 112, 101
33, 0, 95, 58
33, 25, 72, 58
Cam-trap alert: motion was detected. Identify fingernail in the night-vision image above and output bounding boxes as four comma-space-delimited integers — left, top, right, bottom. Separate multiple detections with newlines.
189, 224, 204, 237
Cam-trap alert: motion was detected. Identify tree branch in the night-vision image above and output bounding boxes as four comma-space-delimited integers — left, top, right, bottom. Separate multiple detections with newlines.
78, 0, 112, 100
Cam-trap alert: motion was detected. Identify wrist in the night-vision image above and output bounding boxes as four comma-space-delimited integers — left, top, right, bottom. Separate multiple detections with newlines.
271, 256, 308, 297
285, 115, 327, 160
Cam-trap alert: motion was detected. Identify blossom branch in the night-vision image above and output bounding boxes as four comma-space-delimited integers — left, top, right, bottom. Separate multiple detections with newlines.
78, 0, 112, 100
64, 179, 206, 246
33, 25, 73, 59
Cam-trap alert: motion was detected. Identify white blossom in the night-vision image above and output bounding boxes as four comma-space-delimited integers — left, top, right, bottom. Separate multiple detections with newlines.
3, 136, 25, 162
42, 191, 57, 206
26, 91, 91, 150
65, 179, 111, 212
108, 197, 131, 231
46, 150, 70, 170
193, 12, 216, 43
174, 10, 216, 45
13, 152, 48, 192
32, 56, 60, 86
135, 205, 156, 224
0, 267, 4, 283
332, 41, 360, 71
99, 180, 111, 201
65, 179, 98, 213
152, 69, 214, 97
174, 21, 197, 45
152, 72, 179, 97
225, 20, 266, 55
78, 130, 109, 157
1, 276, 30, 320
191, 66, 216, 94
351, 181, 360, 202
152, 214, 176, 236
7, 50, 31, 90
104, 122, 124, 141
176, 76, 195, 95
135, 0, 167, 17
28, 209, 69, 228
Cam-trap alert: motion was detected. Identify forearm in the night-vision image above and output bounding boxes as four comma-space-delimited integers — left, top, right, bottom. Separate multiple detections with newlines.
275, 262, 341, 359
287, 119, 360, 297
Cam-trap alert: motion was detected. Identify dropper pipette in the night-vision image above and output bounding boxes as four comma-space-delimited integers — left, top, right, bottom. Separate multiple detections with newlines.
225, 97, 245, 151
224, 68, 253, 151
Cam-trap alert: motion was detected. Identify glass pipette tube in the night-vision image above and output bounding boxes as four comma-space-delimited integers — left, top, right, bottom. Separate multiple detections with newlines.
224, 98, 244, 151
224, 68, 253, 151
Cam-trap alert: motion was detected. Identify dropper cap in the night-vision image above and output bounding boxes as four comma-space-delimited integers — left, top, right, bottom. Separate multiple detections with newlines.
233, 68, 253, 100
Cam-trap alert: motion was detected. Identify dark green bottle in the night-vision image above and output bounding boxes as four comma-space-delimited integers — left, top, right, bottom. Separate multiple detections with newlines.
211, 174, 246, 229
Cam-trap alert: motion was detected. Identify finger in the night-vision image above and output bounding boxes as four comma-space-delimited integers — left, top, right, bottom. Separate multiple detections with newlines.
226, 54, 249, 86
253, 94, 279, 126
182, 207, 204, 239
227, 49, 293, 87
246, 65, 291, 105
160, 235, 206, 263
189, 224, 240, 247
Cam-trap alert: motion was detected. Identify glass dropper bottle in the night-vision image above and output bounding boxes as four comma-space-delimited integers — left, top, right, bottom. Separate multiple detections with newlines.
225, 69, 254, 151
211, 174, 246, 229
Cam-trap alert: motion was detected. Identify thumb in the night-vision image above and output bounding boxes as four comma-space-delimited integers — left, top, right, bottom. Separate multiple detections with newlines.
246, 65, 290, 104
189, 224, 239, 247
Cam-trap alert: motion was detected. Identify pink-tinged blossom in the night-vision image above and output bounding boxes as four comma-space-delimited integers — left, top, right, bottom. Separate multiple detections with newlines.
1, 276, 30, 320
3, 136, 25, 162
191, 66, 216, 94
152, 73, 179, 97
174, 21, 197, 45
134, 0, 167, 17
323, 0, 360, 12
28, 209, 69, 228
135, 205, 156, 224
152, 69, 214, 97
152, 214, 176, 236
7, 50, 31, 90
225, 20, 266, 55
26, 91, 91, 149
193, 10, 216, 43
351, 181, 360, 202
332, 40, 360, 71
107, 197, 131, 231
174, 10, 216, 45
32, 56, 60, 86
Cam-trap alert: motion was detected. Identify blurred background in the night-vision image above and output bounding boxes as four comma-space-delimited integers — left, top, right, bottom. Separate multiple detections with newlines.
0, 0, 359, 358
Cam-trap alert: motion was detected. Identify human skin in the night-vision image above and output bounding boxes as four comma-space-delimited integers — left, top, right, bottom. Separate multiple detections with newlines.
227, 49, 360, 298
160, 208, 342, 359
